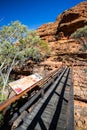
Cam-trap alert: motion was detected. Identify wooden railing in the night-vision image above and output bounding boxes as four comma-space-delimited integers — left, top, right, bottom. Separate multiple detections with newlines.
0, 67, 74, 130
0, 67, 63, 111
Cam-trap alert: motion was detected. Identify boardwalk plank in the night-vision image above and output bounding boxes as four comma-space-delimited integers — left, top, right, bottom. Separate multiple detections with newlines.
15, 68, 74, 130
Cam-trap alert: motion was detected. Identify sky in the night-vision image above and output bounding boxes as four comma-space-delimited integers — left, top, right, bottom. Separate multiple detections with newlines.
0, 0, 86, 30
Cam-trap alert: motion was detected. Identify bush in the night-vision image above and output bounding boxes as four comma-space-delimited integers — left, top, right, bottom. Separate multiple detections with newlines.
70, 26, 87, 38
19, 31, 50, 62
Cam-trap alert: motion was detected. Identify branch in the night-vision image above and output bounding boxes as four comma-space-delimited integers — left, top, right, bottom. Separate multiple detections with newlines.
4, 28, 18, 43
0, 59, 7, 83
0, 59, 6, 69
5, 53, 19, 85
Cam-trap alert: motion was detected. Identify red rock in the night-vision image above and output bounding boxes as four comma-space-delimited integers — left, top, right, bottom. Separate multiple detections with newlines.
37, 2, 87, 43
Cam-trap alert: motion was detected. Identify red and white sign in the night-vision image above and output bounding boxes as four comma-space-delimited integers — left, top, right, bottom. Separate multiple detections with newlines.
9, 73, 42, 94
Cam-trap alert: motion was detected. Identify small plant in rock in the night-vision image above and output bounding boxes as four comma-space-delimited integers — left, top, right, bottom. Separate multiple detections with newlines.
70, 26, 87, 38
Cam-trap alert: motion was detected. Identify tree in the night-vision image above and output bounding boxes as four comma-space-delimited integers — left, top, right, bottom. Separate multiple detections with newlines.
0, 42, 24, 101
0, 21, 28, 101
19, 31, 50, 61
0, 20, 28, 44
0, 21, 49, 102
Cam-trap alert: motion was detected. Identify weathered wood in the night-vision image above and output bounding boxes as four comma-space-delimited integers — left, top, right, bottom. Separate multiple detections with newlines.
9, 75, 58, 125
66, 69, 74, 130
0, 67, 62, 111
16, 68, 70, 130
0, 67, 74, 130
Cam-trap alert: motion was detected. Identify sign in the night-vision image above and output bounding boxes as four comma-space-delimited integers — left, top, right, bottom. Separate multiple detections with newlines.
9, 73, 42, 94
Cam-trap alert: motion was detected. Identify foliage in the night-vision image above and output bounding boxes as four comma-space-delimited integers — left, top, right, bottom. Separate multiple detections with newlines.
70, 26, 87, 38
19, 31, 49, 61
70, 26, 87, 51
0, 42, 24, 101
0, 21, 49, 102
0, 42, 20, 67
0, 21, 28, 101
0, 20, 28, 44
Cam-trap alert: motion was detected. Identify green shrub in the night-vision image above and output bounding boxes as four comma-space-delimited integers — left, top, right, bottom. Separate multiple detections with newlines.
70, 26, 87, 38
19, 30, 50, 61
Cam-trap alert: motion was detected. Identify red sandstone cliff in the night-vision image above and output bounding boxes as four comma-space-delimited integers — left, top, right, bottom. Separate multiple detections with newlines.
37, 2, 87, 42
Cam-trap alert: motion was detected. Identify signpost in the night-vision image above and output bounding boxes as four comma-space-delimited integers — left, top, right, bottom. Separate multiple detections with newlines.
9, 73, 42, 94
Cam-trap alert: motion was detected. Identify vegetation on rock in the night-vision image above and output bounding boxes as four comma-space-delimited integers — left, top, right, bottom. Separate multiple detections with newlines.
70, 26, 87, 38
70, 26, 87, 51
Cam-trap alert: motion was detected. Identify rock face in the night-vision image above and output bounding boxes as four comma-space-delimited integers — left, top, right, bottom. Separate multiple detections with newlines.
56, 2, 87, 36
11, 60, 35, 79
73, 66, 87, 129
37, 22, 58, 42
37, 2, 87, 42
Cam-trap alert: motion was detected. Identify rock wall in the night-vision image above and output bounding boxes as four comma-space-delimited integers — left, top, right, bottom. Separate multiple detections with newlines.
73, 66, 87, 129
37, 22, 58, 42
48, 39, 83, 54
56, 2, 87, 36
37, 2, 87, 43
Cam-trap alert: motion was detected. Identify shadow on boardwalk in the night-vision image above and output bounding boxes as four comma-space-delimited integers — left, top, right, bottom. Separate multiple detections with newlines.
27, 79, 68, 130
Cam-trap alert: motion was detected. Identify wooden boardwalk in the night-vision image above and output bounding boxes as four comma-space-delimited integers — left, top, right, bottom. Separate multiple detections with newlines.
15, 67, 74, 130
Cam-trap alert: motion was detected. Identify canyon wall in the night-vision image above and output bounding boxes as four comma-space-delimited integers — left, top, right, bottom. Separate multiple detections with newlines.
37, 2, 87, 43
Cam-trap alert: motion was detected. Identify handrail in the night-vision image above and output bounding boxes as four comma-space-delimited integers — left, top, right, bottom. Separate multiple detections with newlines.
66, 68, 74, 130
0, 67, 63, 111
8, 67, 65, 125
